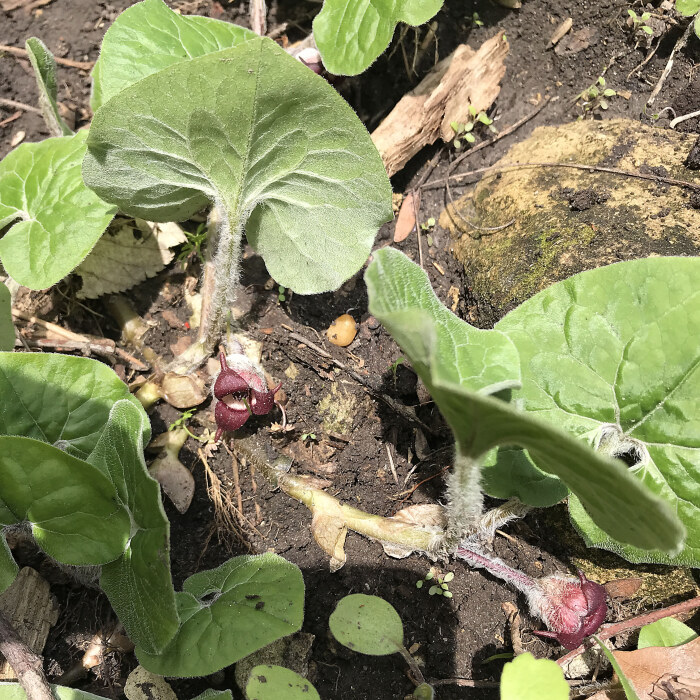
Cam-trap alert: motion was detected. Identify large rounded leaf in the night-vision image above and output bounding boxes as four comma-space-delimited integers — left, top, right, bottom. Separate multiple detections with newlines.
0, 132, 116, 290
90, 0, 255, 110
84, 37, 392, 294
0, 436, 130, 569
135, 553, 305, 676
0, 352, 149, 460
494, 257, 700, 565
314, 0, 444, 76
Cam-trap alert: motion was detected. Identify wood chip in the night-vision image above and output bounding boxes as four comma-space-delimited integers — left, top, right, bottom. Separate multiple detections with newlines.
371, 32, 508, 177
0, 568, 59, 680
548, 18, 573, 47
9, 130, 25, 147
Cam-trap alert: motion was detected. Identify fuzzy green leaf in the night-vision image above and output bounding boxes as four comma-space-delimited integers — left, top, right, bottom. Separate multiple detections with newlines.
366, 249, 685, 554
500, 653, 569, 700
246, 666, 320, 700
638, 618, 698, 648
90, 0, 255, 110
93, 400, 179, 655
0, 352, 149, 460
495, 257, 700, 565
676, 0, 700, 17
136, 553, 305, 676
0, 436, 130, 572
313, 0, 444, 75
329, 594, 404, 656
25, 37, 73, 136
84, 37, 392, 295
0, 132, 116, 289
0, 286, 13, 351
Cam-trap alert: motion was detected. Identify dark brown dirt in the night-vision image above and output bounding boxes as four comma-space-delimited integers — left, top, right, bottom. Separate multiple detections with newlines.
3, 1, 700, 699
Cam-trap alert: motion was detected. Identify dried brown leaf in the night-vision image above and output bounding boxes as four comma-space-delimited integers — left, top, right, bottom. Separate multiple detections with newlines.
394, 191, 419, 242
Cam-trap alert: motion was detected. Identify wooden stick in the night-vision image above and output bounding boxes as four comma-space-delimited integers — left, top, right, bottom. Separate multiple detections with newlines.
0, 44, 93, 70
0, 97, 42, 115
0, 610, 56, 700
557, 595, 700, 667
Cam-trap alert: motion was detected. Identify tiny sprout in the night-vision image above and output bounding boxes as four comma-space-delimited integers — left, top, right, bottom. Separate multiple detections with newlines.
417, 569, 454, 598
416, 580, 423, 589
420, 217, 436, 231
278, 285, 286, 303
472, 12, 484, 27
301, 432, 317, 443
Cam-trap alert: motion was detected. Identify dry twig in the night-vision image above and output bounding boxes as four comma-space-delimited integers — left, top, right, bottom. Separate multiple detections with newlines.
0, 44, 93, 70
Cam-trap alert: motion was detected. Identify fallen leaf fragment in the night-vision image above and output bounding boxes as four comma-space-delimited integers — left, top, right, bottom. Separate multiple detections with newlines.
161, 372, 207, 409
76, 218, 186, 299
604, 577, 644, 601
147, 428, 194, 514
371, 32, 508, 176
311, 512, 347, 572
613, 637, 700, 700
394, 191, 419, 242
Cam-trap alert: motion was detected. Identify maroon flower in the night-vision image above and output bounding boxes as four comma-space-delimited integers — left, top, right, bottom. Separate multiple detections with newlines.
456, 546, 607, 650
529, 571, 607, 649
212, 352, 283, 441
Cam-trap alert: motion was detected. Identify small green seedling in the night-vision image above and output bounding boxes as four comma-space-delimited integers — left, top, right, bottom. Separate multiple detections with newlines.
470, 12, 484, 27
420, 217, 436, 232
577, 76, 617, 115
416, 568, 454, 598
300, 432, 318, 444
278, 285, 288, 304
450, 105, 496, 149
329, 594, 434, 696
177, 222, 207, 268
627, 9, 654, 36
168, 407, 209, 443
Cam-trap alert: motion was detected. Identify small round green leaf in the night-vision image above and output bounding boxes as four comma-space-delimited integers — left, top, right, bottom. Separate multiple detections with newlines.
329, 594, 404, 656
246, 665, 319, 700
638, 618, 698, 648
0, 132, 116, 290
676, 0, 700, 17
500, 653, 569, 700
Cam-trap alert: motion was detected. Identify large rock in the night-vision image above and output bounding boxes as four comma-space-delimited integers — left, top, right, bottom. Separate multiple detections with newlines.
440, 119, 700, 324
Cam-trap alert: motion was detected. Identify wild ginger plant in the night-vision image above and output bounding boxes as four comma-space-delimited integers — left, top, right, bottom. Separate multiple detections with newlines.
0, 0, 393, 368
0, 352, 305, 677
362, 248, 698, 645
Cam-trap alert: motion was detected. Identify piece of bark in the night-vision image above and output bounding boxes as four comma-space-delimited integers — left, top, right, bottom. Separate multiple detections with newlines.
0, 568, 59, 680
371, 32, 508, 177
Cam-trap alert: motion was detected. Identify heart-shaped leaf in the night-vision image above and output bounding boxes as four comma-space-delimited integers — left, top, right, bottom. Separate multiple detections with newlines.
246, 666, 320, 700
494, 257, 700, 565
92, 401, 179, 655
313, 0, 444, 75
0, 436, 130, 577
0, 352, 149, 460
84, 37, 392, 296
0, 132, 116, 290
135, 553, 305, 676
365, 248, 685, 554
25, 37, 73, 136
90, 0, 255, 111
638, 617, 698, 649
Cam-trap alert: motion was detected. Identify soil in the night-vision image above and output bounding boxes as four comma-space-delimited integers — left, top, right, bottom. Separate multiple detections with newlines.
2, 1, 700, 699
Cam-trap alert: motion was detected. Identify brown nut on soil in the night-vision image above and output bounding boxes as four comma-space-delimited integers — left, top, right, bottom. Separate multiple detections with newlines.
326, 314, 357, 347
